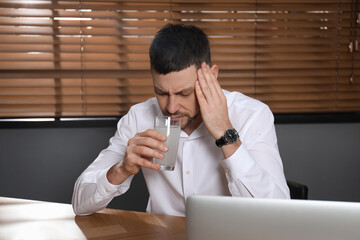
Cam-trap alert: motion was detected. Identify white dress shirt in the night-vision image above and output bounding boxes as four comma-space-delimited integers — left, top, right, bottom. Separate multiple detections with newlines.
72, 90, 290, 216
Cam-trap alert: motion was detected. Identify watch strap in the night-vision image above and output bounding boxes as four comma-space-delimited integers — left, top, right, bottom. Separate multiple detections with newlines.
215, 136, 226, 147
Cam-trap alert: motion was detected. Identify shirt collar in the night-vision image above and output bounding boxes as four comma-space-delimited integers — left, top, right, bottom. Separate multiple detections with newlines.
180, 122, 210, 140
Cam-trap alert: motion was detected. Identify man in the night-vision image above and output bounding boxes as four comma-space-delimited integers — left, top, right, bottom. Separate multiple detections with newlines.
72, 24, 290, 217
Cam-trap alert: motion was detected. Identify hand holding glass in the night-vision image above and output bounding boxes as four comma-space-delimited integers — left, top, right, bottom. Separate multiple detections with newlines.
153, 116, 181, 171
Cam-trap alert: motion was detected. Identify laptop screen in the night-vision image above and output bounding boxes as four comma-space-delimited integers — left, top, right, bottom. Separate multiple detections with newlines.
186, 195, 360, 240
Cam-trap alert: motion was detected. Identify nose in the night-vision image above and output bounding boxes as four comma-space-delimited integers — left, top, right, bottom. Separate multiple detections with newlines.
166, 94, 180, 115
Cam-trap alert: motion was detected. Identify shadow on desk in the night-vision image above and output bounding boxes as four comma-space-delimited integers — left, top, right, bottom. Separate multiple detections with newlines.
75, 208, 185, 240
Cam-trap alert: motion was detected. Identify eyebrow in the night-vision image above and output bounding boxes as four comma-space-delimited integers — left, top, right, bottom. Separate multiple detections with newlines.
154, 86, 194, 95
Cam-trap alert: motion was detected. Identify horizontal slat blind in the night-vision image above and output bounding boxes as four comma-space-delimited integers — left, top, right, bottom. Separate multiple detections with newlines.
0, 0, 359, 117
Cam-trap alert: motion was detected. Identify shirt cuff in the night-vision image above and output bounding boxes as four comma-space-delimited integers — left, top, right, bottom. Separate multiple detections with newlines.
96, 169, 133, 197
220, 144, 257, 178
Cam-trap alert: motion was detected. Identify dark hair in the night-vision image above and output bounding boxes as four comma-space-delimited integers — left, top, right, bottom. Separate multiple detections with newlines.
149, 24, 211, 74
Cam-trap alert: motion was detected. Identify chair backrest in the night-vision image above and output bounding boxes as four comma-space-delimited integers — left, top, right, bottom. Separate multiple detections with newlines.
287, 180, 308, 199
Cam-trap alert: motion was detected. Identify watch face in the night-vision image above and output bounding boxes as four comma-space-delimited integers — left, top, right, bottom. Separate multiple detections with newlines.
224, 129, 239, 143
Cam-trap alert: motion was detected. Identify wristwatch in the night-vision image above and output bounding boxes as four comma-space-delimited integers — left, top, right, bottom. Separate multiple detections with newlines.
215, 129, 239, 147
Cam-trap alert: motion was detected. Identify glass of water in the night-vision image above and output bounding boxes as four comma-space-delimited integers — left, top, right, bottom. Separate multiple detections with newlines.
153, 116, 181, 171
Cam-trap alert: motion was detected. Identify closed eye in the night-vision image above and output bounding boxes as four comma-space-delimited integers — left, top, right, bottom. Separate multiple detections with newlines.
154, 88, 169, 96
177, 91, 193, 97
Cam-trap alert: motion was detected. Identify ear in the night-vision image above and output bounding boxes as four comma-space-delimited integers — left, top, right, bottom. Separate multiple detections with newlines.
210, 64, 219, 79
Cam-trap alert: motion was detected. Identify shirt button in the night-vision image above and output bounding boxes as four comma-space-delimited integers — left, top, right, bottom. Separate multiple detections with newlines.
186, 170, 191, 175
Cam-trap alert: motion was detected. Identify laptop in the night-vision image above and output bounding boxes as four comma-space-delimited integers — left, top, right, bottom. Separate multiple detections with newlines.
186, 195, 360, 240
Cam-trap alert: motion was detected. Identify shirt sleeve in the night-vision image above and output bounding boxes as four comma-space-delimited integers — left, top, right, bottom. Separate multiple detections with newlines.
72, 113, 136, 215
220, 105, 290, 199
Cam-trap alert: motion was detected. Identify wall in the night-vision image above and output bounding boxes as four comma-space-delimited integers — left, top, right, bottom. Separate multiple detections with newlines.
0, 121, 359, 212
277, 122, 360, 202
0, 126, 148, 211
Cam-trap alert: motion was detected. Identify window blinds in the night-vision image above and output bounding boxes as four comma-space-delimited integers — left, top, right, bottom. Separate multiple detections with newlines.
0, 0, 359, 117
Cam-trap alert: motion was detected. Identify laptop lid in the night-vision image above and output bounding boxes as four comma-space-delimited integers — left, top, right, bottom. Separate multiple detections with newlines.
186, 195, 360, 240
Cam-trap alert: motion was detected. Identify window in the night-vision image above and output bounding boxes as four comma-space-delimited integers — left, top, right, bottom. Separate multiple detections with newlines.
0, 0, 359, 118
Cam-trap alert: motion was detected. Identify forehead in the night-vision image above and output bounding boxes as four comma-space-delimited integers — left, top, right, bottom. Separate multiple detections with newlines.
152, 65, 197, 91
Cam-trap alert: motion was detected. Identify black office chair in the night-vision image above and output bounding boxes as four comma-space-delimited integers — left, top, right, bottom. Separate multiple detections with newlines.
286, 180, 308, 199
